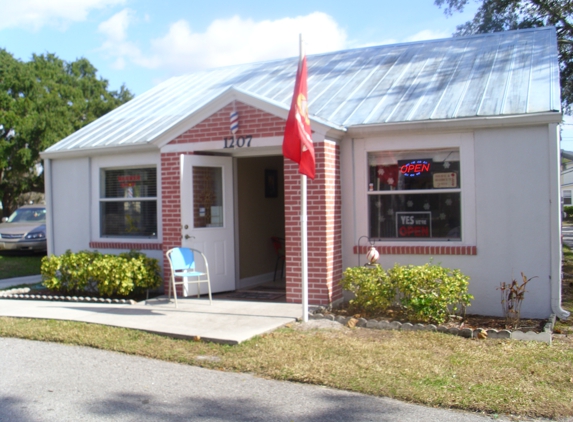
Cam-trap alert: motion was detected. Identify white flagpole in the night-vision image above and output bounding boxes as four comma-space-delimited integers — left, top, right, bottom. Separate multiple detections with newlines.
299, 34, 309, 323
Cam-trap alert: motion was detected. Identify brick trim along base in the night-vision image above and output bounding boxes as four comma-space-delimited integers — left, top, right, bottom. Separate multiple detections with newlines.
353, 245, 477, 255
89, 241, 163, 250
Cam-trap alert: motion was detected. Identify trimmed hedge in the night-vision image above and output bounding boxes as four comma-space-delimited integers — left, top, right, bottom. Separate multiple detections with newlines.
341, 262, 473, 324
41, 250, 162, 297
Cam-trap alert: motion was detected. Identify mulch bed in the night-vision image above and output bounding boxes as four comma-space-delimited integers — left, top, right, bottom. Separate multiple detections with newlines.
326, 305, 548, 333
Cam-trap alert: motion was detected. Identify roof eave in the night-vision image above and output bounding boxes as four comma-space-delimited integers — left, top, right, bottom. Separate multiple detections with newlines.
151, 86, 346, 148
40, 143, 159, 160
346, 112, 563, 137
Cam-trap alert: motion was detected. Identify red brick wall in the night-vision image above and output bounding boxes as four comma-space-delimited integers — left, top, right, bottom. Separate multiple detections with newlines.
353, 245, 477, 255
162, 101, 286, 293
284, 142, 343, 305
161, 101, 344, 305
169, 102, 285, 145
89, 242, 162, 250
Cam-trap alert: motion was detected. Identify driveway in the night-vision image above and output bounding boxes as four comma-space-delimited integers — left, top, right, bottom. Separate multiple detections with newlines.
0, 338, 500, 422
563, 222, 573, 249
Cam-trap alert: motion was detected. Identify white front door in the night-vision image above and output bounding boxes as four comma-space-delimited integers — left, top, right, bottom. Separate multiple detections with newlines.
180, 154, 235, 294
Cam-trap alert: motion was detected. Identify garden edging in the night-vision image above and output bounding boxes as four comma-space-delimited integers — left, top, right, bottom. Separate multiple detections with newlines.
0, 287, 136, 305
308, 311, 555, 345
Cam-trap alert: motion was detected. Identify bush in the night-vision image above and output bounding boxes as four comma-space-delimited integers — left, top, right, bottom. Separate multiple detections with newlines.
564, 205, 573, 220
41, 250, 162, 297
341, 262, 473, 324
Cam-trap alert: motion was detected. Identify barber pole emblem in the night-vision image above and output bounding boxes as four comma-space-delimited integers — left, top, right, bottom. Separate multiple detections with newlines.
230, 111, 239, 134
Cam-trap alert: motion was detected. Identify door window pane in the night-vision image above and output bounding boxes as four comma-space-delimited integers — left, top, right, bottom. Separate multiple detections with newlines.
193, 166, 223, 228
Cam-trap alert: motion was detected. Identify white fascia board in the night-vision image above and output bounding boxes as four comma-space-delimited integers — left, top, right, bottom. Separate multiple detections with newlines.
347, 112, 563, 137
151, 87, 345, 149
40, 143, 159, 160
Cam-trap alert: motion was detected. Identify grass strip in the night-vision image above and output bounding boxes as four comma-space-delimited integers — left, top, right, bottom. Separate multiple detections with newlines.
0, 253, 43, 279
1, 317, 572, 419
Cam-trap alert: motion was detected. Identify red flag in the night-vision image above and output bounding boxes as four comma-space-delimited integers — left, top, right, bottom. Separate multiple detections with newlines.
283, 55, 315, 179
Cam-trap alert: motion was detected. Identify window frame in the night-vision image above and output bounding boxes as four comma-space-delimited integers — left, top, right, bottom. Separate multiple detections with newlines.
90, 153, 162, 244
99, 167, 158, 238
563, 189, 572, 205
367, 147, 463, 241
353, 132, 476, 247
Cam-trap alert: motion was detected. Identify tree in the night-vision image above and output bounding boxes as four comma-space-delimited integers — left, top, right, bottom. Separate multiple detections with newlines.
0, 51, 133, 216
435, 0, 573, 111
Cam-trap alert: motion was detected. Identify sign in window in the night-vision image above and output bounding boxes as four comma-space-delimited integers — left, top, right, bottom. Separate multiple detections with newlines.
368, 148, 461, 241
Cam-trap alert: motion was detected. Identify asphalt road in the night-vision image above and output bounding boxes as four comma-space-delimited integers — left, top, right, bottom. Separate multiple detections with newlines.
0, 337, 500, 422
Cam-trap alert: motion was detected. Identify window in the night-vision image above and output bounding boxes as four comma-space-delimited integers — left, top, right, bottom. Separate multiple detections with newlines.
368, 148, 461, 241
100, 168, 157, 238
192, 166, 223, 228
564, 190, 572, 205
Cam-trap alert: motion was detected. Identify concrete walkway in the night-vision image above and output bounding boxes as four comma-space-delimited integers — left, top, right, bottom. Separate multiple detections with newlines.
0, 274, 41, 289
0, 293, 302, 344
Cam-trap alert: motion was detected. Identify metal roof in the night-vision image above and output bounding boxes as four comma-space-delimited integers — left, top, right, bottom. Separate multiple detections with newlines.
45, 26, 560, 154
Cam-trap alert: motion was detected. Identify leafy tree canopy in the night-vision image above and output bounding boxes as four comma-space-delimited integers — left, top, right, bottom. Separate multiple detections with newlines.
435, 0, 573, 111
0, 50, 133, 216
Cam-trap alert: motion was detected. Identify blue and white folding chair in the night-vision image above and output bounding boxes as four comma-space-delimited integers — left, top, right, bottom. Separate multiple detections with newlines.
166, 247, 212, 308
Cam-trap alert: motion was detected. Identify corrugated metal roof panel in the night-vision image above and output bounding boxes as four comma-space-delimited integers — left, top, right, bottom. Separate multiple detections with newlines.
45, 27, 560, 154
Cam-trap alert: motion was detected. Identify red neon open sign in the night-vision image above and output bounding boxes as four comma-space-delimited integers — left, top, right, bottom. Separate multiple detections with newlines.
400, 160, 431, 177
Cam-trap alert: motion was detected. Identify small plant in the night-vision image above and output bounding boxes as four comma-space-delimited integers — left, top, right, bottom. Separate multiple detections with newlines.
341, 262, 473, 324
498, 272, 536, 329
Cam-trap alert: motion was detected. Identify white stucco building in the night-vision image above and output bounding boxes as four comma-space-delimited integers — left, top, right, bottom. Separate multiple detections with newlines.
41, 27, 569, 319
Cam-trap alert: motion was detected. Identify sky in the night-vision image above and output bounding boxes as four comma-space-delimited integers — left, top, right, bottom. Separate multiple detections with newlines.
1, 0, 572, 147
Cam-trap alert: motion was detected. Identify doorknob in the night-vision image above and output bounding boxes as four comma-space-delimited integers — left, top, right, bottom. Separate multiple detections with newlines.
184, 224, 189, 229
185, 234, 195, 240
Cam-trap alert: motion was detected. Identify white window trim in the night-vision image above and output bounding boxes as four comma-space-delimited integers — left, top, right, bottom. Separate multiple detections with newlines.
90, 152, 162, 244
353, 132, 476, 246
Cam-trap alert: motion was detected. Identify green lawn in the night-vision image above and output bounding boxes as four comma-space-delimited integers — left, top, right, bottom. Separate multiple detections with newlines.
1, 317, 572, 419
0, 253, 44, 280
0, 247, 572, 419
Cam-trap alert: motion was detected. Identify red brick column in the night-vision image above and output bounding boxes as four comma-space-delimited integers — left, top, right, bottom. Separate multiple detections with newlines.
160, 151, 189, 293
284, 141, 343, 305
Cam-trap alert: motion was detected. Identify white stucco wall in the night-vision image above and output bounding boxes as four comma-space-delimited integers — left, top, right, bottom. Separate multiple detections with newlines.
50, 157, 91, 255
47, 151, 163, 263
341, 124, 557, 318
470, 125, 553, 317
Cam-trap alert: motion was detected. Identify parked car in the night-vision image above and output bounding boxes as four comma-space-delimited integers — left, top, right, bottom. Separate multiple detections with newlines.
0, 205, 47, 252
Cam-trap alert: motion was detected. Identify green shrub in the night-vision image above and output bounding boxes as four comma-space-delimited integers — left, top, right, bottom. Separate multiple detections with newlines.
41, 250, 102, 294
119, 250, 163, 294
564, 206, 573, 219
41, 249, 162, 297
341, 262, 473, 324
340, 265, 394, 313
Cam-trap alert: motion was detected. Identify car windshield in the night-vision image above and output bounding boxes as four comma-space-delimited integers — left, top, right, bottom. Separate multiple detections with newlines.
7, 208, 46, 223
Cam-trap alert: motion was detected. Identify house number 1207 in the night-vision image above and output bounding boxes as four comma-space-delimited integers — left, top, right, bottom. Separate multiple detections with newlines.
223, 135, 252, 149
